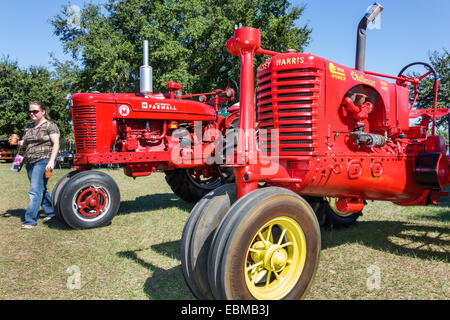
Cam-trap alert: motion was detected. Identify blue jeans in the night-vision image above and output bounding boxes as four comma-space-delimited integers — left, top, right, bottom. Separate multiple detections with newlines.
23, 158, 54, 226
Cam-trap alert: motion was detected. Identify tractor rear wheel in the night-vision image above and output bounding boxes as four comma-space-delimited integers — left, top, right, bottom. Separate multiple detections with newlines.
165, 168, 223, 203
181, 183, 237, 300
318, 197, 362, 228
58, 170, 120, 229
207, 187, 321, 300
303, 196, 327, 227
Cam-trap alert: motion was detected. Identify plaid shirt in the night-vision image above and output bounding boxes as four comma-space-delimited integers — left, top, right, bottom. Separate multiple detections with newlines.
23, 121, 60, 164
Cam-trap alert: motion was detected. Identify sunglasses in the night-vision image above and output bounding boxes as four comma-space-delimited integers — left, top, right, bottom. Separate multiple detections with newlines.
28, 110, 41, 115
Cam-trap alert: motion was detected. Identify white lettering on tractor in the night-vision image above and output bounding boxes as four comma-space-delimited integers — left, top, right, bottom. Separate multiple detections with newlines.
148, 103, 177, 111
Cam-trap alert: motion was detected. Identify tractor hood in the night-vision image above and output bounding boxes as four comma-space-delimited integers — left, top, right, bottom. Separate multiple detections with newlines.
71, 92, 216, 121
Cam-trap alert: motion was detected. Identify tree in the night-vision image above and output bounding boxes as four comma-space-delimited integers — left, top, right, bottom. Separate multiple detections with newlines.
412, 49, 449, 132
50, 0, 311, 94
0, 58, 29, 137
0, 57, 72, 139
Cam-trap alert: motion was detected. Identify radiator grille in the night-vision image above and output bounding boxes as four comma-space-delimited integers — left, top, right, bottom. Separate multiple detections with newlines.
257, 66, 321, 157
72, 105, 97, 153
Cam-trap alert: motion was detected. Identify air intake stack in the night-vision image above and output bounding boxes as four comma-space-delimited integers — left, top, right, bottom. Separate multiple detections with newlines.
355, 2, 383, 71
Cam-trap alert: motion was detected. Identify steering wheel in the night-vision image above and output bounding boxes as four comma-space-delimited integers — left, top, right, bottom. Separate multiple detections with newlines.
226, 77, 239, 101
397, 62, 437, 103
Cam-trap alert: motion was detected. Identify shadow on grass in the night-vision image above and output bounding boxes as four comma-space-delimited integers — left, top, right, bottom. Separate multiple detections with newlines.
2, 193, 193, 230
117, 240, 194, 300
118, 193, 194, 215
1, 208, 25, 219
117, 220, 449, 299
321, 220, 449, 262
1, 208, 74, 231
44, 217, 75, 230
1, 208, 74, 230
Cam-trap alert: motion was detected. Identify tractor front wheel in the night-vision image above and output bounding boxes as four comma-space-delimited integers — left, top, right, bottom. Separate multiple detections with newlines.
59, 171, 120, 229
51, 170, 79, 224
181, 183, 237, 300
207, 187, 321, 300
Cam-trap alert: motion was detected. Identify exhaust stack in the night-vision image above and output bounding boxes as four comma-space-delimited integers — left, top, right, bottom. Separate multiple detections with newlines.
355, 2, 383, 71
140, 40, 153, 94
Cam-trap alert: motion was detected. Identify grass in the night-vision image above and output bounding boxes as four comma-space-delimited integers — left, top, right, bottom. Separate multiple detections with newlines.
0, 162, 448, 300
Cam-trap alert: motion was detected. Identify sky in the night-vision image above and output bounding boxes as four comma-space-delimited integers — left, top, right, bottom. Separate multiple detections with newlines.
292, 0, 450, 76
0, 0, 449, 78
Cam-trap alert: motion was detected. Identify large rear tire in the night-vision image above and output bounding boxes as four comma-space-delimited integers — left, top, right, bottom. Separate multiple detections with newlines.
207, 187, 321, 300
318, 197, 362, 228
181, 183, 237, 300
302, 196, 326, 226
165, 168, 223, 203
59, 171, 120, 229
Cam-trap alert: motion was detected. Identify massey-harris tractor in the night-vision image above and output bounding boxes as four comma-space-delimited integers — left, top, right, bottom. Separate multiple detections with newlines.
52, 40, 237, 229
180, 3, 449, 300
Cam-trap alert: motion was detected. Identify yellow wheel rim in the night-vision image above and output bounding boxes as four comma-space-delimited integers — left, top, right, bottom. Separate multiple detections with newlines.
326, 197, 356, 217
244, 216, 307, 300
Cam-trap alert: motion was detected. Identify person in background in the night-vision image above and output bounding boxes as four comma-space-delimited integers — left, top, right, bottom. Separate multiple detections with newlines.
18, 101, 60, 229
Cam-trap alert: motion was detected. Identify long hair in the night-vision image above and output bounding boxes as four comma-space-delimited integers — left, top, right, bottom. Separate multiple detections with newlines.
28, 101, 51, 120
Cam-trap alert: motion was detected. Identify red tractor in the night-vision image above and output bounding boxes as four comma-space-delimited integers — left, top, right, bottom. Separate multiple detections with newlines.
180, 4, 449, 300
52, 40, 238, 229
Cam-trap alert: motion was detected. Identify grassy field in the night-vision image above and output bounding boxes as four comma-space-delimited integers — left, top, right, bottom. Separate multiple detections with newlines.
0, 162, 448, 300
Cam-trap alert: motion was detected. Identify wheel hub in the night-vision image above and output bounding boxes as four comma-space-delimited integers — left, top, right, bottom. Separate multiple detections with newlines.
251, 241, 288, 273
269, 248, 288, 272
88, 196, 98, 208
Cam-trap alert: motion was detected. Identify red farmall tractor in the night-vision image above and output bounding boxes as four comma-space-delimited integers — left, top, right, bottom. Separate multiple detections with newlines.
52, 40, 238, 229
180, 4, 449, 300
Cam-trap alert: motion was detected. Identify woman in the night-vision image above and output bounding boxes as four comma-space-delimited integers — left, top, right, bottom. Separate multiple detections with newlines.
19, 101, 60, 229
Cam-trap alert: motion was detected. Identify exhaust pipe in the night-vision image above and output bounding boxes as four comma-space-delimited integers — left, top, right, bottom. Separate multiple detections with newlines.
447, 112, 450, 154
140, 40, 153, 95
355, 2, 383, 71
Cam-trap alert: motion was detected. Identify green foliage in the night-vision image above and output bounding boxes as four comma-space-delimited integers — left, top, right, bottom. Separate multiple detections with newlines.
0, 57, 72, 139
50, 0, 311, 94
436, 127, 449, 145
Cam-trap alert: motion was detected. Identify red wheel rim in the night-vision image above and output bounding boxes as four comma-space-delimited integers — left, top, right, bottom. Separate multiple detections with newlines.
75, 186, 108, 218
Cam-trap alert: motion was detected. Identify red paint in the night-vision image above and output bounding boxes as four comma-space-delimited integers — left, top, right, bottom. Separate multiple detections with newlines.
71, 88, 235, 177
227, 26, 449, 207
